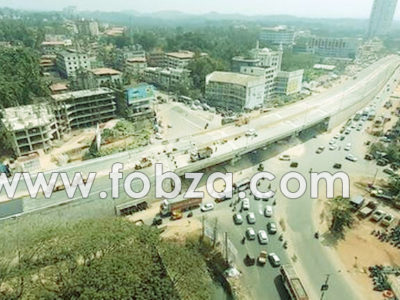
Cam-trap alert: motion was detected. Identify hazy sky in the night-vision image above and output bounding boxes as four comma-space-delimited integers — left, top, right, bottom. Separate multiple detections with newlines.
1, 0, 399, 19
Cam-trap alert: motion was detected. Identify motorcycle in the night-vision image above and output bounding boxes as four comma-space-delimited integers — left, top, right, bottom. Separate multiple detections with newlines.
314, 232, 319, 239
283, 241, 288, 249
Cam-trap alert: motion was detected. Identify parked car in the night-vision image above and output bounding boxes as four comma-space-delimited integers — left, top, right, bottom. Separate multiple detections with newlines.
382, 214, 394, 227
258, 230, 269, 244
344, 143, 351, 151
246, 227, 256, 240
242, 198, 250, 210
264, 205, 273, 217
279, 154, 291, 161
233, 213, 243, 225
377, 159, 388, 166
383, 168, 395, 176
329, 144, 337, 151
345, 154, 358, 162
371, 210, 385, 222
247, 212, 256, 224
246, 128, 257, 137
333, 163, 342, 169
268, 253, 281, 267
258, 251, 268, 265
201, 203, 214, 212
364, 154, 373, 160
267, 222, 277, 234
290, 162, 298, 168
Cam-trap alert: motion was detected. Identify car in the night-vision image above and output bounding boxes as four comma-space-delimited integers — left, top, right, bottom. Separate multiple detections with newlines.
246, 128, 257, 137
279, 154, 291, 161
233, 213, 243, 225
246, 227, 256, 240
247, 212, 256, 224
371, 210, 385, 222
290, 162, 298, 168
316, 146, 325, 154
339, 135, 345, 141
344, 143, 351, 151
356, 125, 362, 131
258, 230, 269, 244
377, 159, 389, 166
333, 134, 340, 139
267, 222, 277, 234
345, 129, 351, 135
364, 154, 373, 160
242, 198, 250, 210
201, 203, 214, 212
345, 154, 357, 162
333, 163, 342, 169
155, 133, 163, 140
268, 253, 281, 267
383, 168, 395, 176
350, 123, 356, 129
382, 214, 394, 227
329, 144, 337, 151
329, 139, 336, 145
264, 205, 273, 217
258, 251, 268, 265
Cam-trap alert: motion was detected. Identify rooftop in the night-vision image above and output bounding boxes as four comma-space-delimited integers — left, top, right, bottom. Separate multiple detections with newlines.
207, 71, 264, 86
166, 50, 195, 60
90, 68, 122, 76
126, 57, 147, 63
1, 104, 55, 131
51, 87, 114, 102
50, 83, 68, 93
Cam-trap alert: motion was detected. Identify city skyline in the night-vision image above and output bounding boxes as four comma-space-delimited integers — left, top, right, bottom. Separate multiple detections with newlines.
1, 0, 400, 19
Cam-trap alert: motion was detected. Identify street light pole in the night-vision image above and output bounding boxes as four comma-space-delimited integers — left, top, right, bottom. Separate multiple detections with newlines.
320, 274, 331, 300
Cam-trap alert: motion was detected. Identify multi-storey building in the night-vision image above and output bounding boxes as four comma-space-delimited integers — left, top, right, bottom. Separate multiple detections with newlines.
165, 50, 195, 69
143, 67, 191, 90
89, 68, 122, 87
240, 66, 276, 102
147, 49, 165, 67
56, 49, 91, 78
51, 88, 116, 131
259, 26, 295, 46
205, 71, 265, 111
126, 57, 147, 75
274, 70, 304, 96
307, 37, 361, 59
116, 45, 146, 69
124, 84, 155, 122
367, 0, 398, 38
1, 104, 60, 156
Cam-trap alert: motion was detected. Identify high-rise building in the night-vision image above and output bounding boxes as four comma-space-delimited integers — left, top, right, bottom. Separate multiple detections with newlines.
367, 0, 398, 38
259, 26, 295, 46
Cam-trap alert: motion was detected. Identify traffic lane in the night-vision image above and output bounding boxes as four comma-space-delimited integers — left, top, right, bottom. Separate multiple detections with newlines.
207, 189, 291, 300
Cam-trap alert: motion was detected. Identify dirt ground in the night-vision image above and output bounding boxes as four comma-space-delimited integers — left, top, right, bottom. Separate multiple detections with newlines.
314, 176, 400, 300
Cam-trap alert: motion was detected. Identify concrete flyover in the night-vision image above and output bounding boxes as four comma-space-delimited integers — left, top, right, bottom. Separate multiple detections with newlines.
1, 55, 400, 219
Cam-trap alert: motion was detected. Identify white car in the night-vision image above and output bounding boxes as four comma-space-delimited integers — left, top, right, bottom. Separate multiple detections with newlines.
279, 154, 291, 161
242, 198, 250, 210
264, 205, 273, 217
333, 134, 340, 139
247, 212, 256, 224
268, 253, 281, 267
155, 133, 163, 140
329, 139, 336, 145
344, 143, 351, 151
233, 213, 243, 225
201, 203, 214, 212
246, 128, 257, 137
246, 227, 256, 240
329, 144, 337, 151
345, 154, 358, 162
258, 230, 269, 244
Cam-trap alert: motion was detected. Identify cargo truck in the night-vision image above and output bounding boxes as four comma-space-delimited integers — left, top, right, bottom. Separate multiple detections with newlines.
160, 197, 202, 218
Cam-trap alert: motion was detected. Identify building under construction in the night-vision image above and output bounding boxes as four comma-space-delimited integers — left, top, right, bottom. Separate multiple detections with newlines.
1, 104, 60, 156
51, 87, 117, 132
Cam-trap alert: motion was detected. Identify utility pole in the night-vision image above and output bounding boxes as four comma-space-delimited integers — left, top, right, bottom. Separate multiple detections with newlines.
320, 274, 330, 300
224, 232, 229, 264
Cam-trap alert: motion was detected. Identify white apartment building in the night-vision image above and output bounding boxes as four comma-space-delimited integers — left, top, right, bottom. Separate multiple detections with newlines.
205, 71, 265, 111
240, 66, 276, 102
56, 49, 91, 78
126, 57, 147, 75
165, 50, 196, 69
143, 67, 191, 90
89, 68, 122, 87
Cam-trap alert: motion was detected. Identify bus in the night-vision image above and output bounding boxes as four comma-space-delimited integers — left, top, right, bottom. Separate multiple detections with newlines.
280, 264, 309, 300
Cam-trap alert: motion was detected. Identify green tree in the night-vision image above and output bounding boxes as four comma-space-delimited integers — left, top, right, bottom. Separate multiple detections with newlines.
328, 196, 354, 238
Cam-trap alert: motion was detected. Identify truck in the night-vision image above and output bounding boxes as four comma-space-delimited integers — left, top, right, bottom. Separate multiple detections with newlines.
190, 146, 213, 162
280, 264, 309, 300
160, 197, 202, 217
